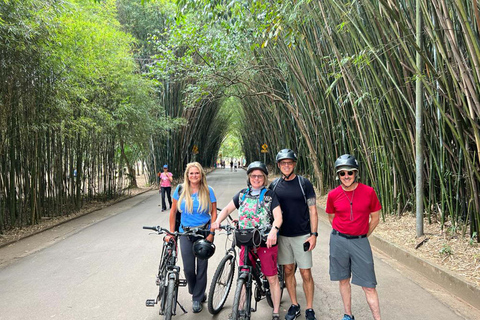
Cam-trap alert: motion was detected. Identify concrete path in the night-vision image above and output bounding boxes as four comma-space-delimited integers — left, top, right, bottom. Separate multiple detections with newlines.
0, 168, 479, 320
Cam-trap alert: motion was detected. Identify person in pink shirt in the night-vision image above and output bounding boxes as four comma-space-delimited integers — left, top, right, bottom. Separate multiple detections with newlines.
158, 164, 173, 212
326, 154, 382, 320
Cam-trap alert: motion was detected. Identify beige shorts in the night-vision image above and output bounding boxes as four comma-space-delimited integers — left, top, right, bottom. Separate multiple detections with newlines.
277, 234, 312, 269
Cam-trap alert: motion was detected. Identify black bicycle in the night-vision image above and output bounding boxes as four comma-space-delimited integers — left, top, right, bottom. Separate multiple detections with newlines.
143, 225, 206, 320
208, 223, 284, 319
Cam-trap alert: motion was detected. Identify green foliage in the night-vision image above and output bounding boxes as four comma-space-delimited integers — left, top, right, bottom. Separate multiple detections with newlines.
439, 244, 453, 256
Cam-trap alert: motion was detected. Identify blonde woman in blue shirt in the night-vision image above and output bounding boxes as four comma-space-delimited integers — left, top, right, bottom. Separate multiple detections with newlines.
169, 162, 217, 313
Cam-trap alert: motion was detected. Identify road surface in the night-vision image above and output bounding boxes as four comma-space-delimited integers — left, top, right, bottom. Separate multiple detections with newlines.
0, 168, 479, 319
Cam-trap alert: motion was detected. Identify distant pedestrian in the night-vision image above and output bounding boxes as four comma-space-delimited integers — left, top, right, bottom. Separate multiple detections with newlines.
326, 154, 382, 320
230, 160, 234, 172
158, 164, 173, 212
270, 149, 318, 320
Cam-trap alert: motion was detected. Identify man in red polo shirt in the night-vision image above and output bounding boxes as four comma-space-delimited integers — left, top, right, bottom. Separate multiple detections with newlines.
326, 154, 382, 320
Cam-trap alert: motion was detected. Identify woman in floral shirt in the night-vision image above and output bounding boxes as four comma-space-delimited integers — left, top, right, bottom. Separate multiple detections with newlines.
212, 161, 283, 320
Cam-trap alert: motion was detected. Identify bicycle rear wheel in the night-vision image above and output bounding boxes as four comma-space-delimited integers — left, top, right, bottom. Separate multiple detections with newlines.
231, 276, 250, 320
164, 278, 176, 320
208, 254, 235, 314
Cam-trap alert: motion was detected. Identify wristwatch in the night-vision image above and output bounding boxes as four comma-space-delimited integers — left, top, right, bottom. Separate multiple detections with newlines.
310, 232, 319, 237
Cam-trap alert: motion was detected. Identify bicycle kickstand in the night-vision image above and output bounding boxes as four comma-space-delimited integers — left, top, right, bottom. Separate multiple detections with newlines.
177, 300, 188, 314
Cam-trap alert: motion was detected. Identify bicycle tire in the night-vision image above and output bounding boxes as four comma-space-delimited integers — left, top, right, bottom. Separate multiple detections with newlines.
231, 276, 250, 320
265, 264, 285, 308
207, 254, 235, 314
164, 278, 176, 320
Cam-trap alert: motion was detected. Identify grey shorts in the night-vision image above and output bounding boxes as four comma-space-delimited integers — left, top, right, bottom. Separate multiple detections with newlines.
278, 234, 312, 269
329, 230, 377, 288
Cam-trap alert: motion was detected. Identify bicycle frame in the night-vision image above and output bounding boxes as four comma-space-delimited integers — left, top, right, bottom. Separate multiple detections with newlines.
231, 227, 274, 320
144, 225, 205, 319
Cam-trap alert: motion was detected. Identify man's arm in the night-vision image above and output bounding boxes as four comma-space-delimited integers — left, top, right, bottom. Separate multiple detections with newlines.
367, 210, 381, 237
306, 198, 318, 251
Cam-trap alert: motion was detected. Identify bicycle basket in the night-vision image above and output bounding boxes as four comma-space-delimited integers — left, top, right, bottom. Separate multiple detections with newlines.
234, 228, 261, 248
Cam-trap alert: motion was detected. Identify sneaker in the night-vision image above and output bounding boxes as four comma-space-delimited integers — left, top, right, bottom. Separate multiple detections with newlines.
305, 309, 316, 320
192, 300, 203, 313
285, 304, 301, 320
342, 315, 355, 320
272, 314, 280, 320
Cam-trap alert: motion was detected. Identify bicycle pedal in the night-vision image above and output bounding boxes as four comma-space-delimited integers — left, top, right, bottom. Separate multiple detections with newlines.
178, 279, 187, 287
145, 299, 156, 307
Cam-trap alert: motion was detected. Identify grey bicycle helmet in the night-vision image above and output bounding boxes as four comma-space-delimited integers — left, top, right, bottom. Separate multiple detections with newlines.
334, 154, 359, 172
247, 161, 268, 175
192, 239, 216, 260
275, 149, 297, 163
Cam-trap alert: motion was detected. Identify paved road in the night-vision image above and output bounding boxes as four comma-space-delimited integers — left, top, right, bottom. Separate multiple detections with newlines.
0, 168, 479, 320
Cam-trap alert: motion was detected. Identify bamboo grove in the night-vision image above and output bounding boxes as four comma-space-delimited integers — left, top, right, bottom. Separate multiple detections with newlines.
1, 0, 480, 240
173, 0, 480, 239
0, 0, 164, 232
224, 0, 480, 239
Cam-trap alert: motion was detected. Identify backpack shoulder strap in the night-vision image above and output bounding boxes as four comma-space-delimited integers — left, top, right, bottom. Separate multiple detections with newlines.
297, 176, 307, 203
239, 187, 250, 206
259, 187, 267, 205
269, 178, 281, 192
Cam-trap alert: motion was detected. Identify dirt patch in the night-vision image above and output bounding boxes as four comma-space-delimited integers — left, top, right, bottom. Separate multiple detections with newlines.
374, 213, 480, 287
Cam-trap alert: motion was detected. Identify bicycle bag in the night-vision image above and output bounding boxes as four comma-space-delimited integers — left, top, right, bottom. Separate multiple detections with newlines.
234, 228, 262, 248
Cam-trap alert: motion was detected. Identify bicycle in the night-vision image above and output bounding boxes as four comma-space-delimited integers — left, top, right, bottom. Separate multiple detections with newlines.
207, 221, 237, 314
143, 225, 207, 320
208, 223, 285, 319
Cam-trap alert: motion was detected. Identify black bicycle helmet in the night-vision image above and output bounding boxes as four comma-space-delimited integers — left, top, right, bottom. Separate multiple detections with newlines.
275, 149, 297, 163
334, 154, 359, 172
246, 161, 268, 175
192, 239, 216, 260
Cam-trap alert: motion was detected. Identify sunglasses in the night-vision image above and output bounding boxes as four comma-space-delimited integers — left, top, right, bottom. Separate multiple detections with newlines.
339, 171, 355, 177
250, 174, 264, 180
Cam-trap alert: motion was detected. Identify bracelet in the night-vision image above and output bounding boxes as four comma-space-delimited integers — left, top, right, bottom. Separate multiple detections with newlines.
274, 226, 280, 231
209, 231, 215, 235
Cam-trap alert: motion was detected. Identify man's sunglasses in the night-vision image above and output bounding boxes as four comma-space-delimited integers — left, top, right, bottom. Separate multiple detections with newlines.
339, 171, 355, 177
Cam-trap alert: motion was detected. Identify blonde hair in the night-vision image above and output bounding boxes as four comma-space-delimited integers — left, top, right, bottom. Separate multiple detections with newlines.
177, 162, 212, 214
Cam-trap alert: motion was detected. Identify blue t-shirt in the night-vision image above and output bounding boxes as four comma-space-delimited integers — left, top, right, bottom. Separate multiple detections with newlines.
173, 185, 216, 231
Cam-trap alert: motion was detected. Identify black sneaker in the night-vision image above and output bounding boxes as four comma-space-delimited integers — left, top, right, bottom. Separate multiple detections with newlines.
192, 300, 202, 313
285, 304, 301, 320
305, 309, 316, 320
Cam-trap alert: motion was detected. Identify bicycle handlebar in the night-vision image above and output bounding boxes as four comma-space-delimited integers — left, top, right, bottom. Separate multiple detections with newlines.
142, 225, 209, 238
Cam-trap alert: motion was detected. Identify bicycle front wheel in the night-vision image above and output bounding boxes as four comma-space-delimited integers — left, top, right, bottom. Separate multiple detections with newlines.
231, 276, 250, 320
164, 278, 176, 320
208, 254, 235, 314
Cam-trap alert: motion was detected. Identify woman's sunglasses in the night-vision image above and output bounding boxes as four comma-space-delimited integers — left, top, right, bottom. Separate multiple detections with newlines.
339, 171, 354, 177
